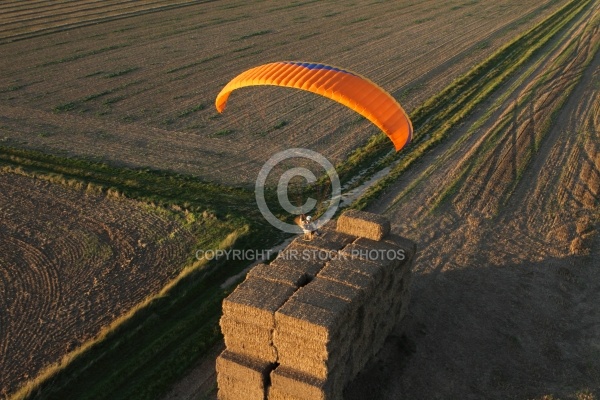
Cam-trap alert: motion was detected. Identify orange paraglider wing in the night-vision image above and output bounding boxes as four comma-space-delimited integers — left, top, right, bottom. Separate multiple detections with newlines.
215, 62, 413, 151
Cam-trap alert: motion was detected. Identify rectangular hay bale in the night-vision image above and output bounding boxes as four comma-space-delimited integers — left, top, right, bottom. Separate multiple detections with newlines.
247, 262, 310, 288
270, 365, 344, 400
308, 276, 365, 305
268, 386, 305, 400
274, 241, 329, 278
220, 315, 272, 344
317, 259, 376, 294
222, 276, 296, 328
275, 298, 343, 342
273, 328, 352, 359
224, 337, 277, 363
217, 374, 266, 400
291, 285, 353, 319
300, 229, 356, 252
336, 209, 390, 241
345, 242, 400, 271
215, 350, 273, 387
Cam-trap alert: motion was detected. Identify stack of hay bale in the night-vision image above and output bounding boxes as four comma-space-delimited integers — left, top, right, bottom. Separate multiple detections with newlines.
216, 210, 416, 400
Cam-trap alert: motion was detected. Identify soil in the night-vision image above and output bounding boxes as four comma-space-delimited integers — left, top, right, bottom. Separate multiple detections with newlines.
0, 173, 196, 397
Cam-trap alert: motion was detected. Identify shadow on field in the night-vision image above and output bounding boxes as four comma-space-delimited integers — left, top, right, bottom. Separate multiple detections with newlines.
345, 251, 600, 400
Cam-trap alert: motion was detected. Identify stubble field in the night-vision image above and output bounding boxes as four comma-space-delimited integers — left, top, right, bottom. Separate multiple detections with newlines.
0, 0, 570, 184
361, 1, 600, 398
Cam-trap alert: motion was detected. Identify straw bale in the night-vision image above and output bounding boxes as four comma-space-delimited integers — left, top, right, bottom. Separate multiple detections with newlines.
220, 316, 272, 343
306, 277, 365, 307
247, 262, 310, 288
222, 276, 296, 328
319, 258, 380, 290
273, 328, 351, 359
291, 286, 353, 320
275, 347, 344, 380
381, 234, 417, 260
340, 242, 400, 276
217, 374, 266, 400
301, 230, 355, 252
268, 386, 305, 400
354, 234, 414, 258
351, 305, 375, 341
347, 241, 401, 270
336, 210, 390, 241
274, 241, 329, 278
319, 219, 338, 232
275, 298, 343, 342
217, 386, 265, 400
216, 350, 273, 387
273, 336, 353, 380
270, 365, 343, 400
325, 258, 378, 286
224, 338, 277, 363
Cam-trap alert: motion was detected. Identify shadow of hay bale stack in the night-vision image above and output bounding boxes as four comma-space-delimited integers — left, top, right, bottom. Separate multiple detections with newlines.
216, 210, 417, 400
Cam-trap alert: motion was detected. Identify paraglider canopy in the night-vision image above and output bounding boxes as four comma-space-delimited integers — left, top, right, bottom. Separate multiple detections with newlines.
215, 61, 413, 152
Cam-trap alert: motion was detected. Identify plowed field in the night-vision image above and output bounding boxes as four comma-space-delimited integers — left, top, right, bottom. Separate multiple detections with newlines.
0, 173, 195, 397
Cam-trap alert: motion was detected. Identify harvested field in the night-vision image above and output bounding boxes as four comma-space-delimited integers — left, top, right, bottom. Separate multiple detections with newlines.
0, 172, 195, 398
358, 1, 600, 398
0, 1, 204, 43
0, 0, 571, 184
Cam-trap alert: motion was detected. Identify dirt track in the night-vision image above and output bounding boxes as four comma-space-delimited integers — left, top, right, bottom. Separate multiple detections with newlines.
355, 2, 600, 398
0, 173, 195, 397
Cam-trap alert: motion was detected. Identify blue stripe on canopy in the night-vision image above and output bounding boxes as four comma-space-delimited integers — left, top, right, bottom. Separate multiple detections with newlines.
283, 61, 355, 75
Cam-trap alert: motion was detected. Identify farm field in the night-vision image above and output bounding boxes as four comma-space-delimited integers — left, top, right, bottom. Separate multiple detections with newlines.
0, 0, 598, 400
165, 0, 600, 399
362, 1, 600, 398
0, 0, 572, 185
0, 0, 204, 43
0, 172, 196, 398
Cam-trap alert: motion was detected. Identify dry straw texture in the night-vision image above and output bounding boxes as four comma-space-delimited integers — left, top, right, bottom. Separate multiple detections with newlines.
217, 374, 266, 400
317, 259, 376, 294
223, 338, 277, 363
291, 286, 353, 320
275, 298, 343, 342
268, 386, 305, 400
344, 241, 400, 269
270, 365, 343, 400
336, 209, 390, 240
219, 316, 272, 343
222, 276, 296, 328
247, 262, 310, 288
215, 350, 272, 386
300, 230, 355, 251
307, 276, 365, 304
274, 241, 330, 278
273, 329, 351, 359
